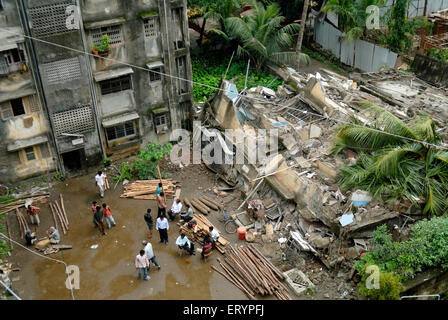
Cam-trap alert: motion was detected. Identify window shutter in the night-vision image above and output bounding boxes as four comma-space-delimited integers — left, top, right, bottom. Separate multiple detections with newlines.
0, 101, 13, 120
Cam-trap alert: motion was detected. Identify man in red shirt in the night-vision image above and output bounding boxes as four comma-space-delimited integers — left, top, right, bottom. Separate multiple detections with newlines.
26, 205, 40, 226
102, 203, 116, 229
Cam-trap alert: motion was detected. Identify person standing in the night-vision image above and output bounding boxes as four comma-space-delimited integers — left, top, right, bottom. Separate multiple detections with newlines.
156, 192, 166, 218
142, 240, 161, 270
94, 206, 107, 236
168, 198, 182, 221
144, 209, 154, 238
176, 233, 195, 255
95, 171, 106, 198
26, 204, 40, 226
102, 203, 116, 229
135, 250, 150, 280
156, 182, 163, 196
180, 204, 194, 222
91, 201, 98, 227
156, 215, 169, 244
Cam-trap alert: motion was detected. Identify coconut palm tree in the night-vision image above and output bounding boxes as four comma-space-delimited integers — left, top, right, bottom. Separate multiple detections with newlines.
219, 0, 309, 72
295, 0, 310, 70
333, 100, 448, 216
323, 0, 388, 41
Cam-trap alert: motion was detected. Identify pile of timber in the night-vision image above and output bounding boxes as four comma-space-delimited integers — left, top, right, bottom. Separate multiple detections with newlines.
212, 244, 291, 300
49, 195, 70, 235
183, 196, 223, 215
0, 193, 50, 216
180, 213, 229, 254
15, 209, 29, 239
120, 179, 176, 199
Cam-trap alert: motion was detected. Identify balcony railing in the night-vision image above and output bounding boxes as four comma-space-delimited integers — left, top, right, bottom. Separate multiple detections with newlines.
0, 61, 25, 75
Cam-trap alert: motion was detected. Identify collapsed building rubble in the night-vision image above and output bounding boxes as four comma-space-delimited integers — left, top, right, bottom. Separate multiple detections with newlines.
197, 64, 448, 279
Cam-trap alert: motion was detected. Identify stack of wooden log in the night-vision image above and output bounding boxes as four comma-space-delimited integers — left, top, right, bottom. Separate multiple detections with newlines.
15, 208, 30, 239
49, 195, 70, 235
0, 193, 50, 216
212, 244, 291, 300
180, 213, 229, 254
120, 179, 176, 200
104, 176, 111, 191
183, 196, 223, 215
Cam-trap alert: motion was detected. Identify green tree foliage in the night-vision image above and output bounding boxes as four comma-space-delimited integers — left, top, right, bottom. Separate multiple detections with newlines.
192, 54, 282, 102
333, 101, 448, 216
132, 143, 172, 180
218, 0, 309, 72
323, 0, 388, 41
355, 218, 448, 282
427, 48, 448, 63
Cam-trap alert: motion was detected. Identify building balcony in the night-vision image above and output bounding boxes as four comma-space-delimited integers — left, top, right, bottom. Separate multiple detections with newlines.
0, 61, 25, 76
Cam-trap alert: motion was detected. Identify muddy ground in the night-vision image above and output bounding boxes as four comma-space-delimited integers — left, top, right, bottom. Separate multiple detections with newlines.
2, 163, 357, 300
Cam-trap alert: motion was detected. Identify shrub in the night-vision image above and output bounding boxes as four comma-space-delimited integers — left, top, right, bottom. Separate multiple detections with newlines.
355, 216, 448, 283
358, 265, 404, 300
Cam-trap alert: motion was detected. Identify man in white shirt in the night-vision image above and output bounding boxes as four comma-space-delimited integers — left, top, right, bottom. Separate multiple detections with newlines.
168, 198, 183, 221
209, 226, 220, 248
142, 240, 160, 270
156, 215, 169, 244
95, 171, 106, 198
176, 233, 195, 255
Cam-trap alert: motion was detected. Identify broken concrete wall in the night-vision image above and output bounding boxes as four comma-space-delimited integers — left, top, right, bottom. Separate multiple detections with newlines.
413, 54, 448, 87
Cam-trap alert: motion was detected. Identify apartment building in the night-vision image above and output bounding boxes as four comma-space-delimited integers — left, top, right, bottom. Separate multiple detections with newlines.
0, 0, 193, 182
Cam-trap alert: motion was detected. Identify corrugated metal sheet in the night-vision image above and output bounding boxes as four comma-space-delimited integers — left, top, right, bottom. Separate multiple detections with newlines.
314, 20, 398, 73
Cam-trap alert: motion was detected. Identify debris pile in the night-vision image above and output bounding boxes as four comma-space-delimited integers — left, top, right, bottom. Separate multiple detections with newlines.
120, 179, 177, 199
212, 244, 291, 300
200, 64, 448, 277
180, 213, 229, 254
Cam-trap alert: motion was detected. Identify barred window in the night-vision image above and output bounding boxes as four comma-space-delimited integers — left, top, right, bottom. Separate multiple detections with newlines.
144, 17, 158, 38
29, 2, 75, 37
99, 75, 131, 95
91, 25, 123, 46
175, 56, 188, 94
25, 147, 36, 161
106, 121, 135, 141
42, 57, 82, 85
52, 104, 95, 136
154, 114, 166, 127
149, 67, 161, 82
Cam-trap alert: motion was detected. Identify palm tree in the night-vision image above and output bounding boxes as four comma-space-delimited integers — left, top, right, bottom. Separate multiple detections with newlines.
295, 0, 310, 70
323, 0, 388, 41
333, 100, 448, 216
221, 0, 310, 72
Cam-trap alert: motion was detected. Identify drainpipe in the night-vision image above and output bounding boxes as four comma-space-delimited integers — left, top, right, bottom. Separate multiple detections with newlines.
75, 0, 106, 160
16, 0, 65, 177
162, 0, 176, 131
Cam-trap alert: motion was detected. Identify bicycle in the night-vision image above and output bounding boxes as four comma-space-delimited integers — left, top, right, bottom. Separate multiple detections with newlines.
218, 208, 237, 234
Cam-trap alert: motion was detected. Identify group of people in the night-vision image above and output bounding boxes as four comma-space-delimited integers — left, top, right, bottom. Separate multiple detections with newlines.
90, 201, 117, 235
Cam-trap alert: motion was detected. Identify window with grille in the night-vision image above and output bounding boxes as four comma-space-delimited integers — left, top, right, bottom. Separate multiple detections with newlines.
144, 17, 158, 38
172, 8, 185, 49
0, 101, 13, 120
24, 147, 36, 161
175, 56, 188, 94
99, 75, 131, 95
154, 114, 167, 127
105, 121, 135, 141
42, 57, 82, 85
28, 95, 41, 113
149, 67, 162, 82
91, 25, 123, 46
28, 2, 75, 37
52, 104, 95, 137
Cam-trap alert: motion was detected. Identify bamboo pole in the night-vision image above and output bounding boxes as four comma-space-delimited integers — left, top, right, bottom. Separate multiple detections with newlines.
51, 203, 66, 234
54, 201, 68, 231
15, 209, 24, 239
49, 203, 59, 231
60, 195, 69, 227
